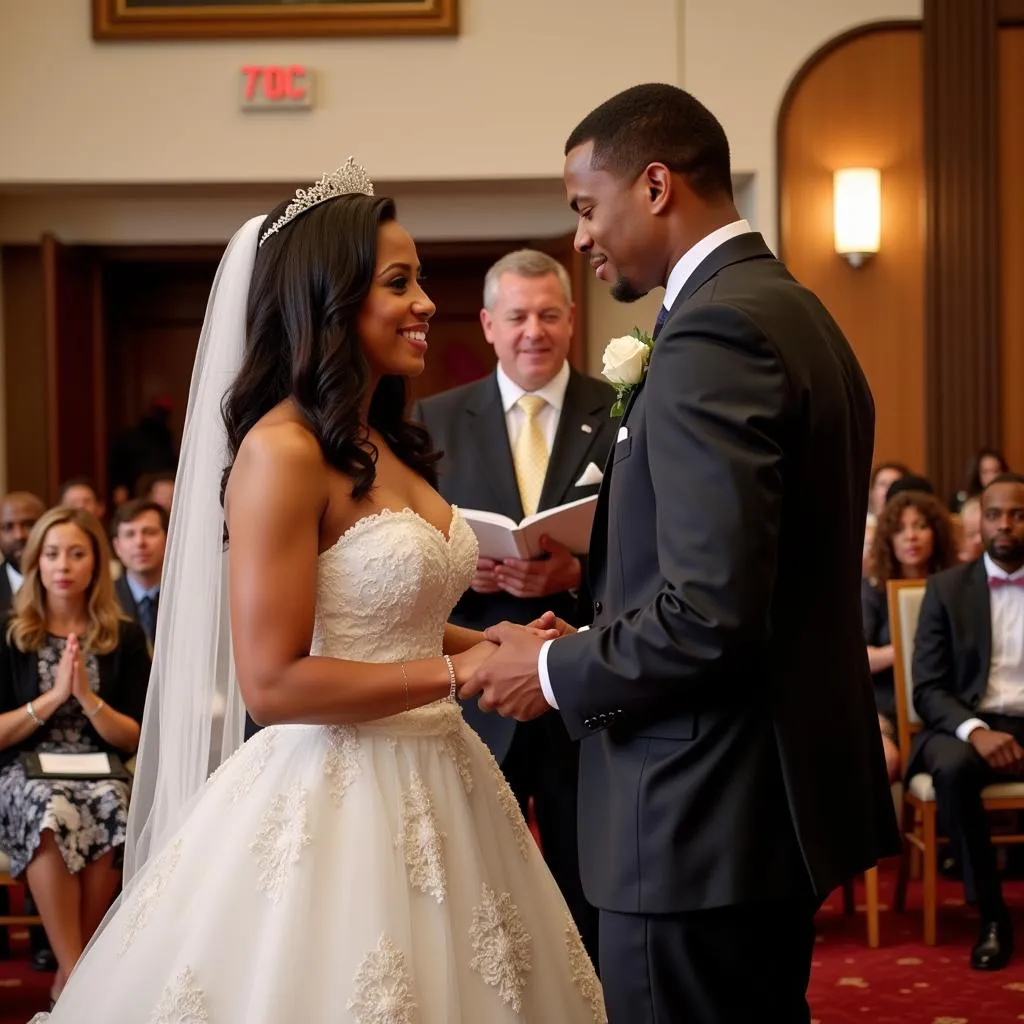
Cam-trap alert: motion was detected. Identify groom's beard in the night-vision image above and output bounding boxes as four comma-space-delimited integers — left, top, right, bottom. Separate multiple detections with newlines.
610, 275, 648, 303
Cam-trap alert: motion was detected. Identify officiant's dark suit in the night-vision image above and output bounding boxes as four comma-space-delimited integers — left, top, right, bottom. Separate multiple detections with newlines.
535, 87, 902, 1022
412, 253, 617, 962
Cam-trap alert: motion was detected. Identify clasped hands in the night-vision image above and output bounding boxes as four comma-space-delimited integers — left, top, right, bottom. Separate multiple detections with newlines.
457, 612, 577, 721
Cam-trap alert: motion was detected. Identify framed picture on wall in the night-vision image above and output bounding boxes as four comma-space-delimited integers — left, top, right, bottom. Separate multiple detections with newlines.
92, 0, 459, 40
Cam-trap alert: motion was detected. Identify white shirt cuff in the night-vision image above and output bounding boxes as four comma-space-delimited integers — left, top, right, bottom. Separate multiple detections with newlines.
538, 639, 558, 709
538, 626, 588, 710
956, 718, 988, 742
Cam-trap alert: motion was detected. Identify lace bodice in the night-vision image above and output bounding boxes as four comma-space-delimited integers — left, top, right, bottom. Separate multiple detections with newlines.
311, 507, 477, 665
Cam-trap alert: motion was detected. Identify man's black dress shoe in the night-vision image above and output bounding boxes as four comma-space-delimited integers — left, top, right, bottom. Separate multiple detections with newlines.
31, 948, 57, 972
971, 919, 1014, 970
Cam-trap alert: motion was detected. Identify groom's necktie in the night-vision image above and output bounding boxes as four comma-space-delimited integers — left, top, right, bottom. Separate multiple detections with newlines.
512, 394, 549, 518
653, 305, 669, 341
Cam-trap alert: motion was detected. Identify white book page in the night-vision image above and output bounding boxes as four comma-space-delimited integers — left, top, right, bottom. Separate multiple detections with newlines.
37, 752, 112, 775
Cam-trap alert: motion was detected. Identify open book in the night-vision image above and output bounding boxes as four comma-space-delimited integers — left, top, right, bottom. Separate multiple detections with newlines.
459, 494, 598, 561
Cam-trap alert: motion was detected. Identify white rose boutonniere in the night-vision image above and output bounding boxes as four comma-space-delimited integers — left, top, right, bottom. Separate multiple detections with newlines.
602, 328, 654, 417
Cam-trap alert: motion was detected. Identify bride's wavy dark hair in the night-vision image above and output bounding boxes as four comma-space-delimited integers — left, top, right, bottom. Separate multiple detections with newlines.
220, 193, 440, 505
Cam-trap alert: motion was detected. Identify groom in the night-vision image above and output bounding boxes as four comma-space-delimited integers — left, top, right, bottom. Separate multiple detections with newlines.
460, 84, 901, 1023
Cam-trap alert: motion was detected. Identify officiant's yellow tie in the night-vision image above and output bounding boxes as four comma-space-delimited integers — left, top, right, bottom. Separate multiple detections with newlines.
513, 394, 549, 517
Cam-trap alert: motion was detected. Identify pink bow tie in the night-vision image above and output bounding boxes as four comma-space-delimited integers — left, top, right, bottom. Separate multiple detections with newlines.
988, 576, 1024, 589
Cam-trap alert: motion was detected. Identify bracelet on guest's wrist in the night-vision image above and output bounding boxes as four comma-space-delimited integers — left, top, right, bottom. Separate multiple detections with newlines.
83, 698, 106, 719
24, 700, 45, 728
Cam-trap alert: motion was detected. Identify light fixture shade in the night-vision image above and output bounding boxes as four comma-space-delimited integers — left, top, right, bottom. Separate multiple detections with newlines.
833, 168, 881, 266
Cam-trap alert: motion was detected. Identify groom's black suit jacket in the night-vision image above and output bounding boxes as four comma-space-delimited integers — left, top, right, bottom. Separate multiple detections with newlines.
413, 367, 617, 761
547, 233, 901, 915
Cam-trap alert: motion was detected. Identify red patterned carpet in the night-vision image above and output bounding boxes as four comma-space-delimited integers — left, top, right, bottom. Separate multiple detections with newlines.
3, 860, 1024, 1022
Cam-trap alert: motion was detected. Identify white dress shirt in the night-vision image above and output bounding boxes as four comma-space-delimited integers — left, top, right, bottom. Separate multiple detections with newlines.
957, 554, 1024, 741
6, 562, 23, 595
538, 220, 755, 709
495, 360, 570, 453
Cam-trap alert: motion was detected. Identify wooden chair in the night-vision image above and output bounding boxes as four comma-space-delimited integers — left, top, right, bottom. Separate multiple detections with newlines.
888, 578, 1024, 944
0, 850, 41, 948
841, 865, 881, 948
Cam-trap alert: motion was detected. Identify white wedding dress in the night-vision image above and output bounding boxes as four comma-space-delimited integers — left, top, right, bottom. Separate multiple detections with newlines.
33, 508, 604, 1024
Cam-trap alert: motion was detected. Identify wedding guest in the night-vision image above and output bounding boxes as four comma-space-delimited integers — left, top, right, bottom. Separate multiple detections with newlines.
0, 507, 150, 1002
863, 490, 957, 779
911, 473, 1024, 969
951, 448, 1010, 513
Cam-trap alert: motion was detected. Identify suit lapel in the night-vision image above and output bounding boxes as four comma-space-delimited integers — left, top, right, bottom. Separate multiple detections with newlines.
116, 575, 139, 617
538, 372, 607, 511
970, 560, 993, 680
465, 375, 524, 521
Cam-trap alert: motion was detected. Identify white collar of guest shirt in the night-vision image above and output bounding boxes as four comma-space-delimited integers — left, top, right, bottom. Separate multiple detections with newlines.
5, 561, 23, 593
984, 552, 1024, 582
662, 219, 753, 313
496, 359, 570, 415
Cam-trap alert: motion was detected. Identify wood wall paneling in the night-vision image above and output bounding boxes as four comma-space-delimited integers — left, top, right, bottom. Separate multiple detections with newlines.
999, 27, 1024, 472
923, 0, 1001, 501
1, 246, 49, 500
779, 27, 926, 475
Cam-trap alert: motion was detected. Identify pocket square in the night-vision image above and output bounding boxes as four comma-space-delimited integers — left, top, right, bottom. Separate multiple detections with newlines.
617, 426, 629, 442
574, 462, 603, 487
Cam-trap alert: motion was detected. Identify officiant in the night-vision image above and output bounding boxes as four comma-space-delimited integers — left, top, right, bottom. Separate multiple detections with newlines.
413, 248, 616, 962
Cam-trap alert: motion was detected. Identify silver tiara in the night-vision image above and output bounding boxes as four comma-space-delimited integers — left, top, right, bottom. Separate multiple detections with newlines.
258, 157, 375, 247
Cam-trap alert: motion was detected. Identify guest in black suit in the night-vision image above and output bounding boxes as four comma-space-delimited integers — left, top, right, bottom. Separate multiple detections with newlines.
464, 84, 900, 1023
911, 473, 1024, 970
413, 248, 616, 962
111, 499, 168, 648
0, 492, 45, 616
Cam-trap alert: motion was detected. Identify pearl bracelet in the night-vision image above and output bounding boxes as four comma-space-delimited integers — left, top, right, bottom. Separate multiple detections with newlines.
24, 700, 44, 728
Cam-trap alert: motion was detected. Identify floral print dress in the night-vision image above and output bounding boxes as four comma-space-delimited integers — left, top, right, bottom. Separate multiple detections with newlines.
0, 635, 130, 877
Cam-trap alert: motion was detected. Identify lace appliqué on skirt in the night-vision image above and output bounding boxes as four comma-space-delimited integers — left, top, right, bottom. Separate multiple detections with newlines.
469, 883, 532, 1013
324, 725, 362, 806
565, 915, 606, 1023
347, 934, 418, 1024
480, 745, 531, 860
228, 729, 276, 803
440, 720, 473, 794
119, 838, 183, 955
397, 771, 447, 904
148, 966, 209, 1024
250, 781, 310, 903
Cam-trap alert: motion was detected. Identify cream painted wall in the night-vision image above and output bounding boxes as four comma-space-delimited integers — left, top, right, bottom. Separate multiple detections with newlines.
0, 0, 680, 184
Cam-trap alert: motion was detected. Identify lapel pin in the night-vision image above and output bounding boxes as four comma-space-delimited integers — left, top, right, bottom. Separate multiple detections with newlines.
580, 423, 593, 434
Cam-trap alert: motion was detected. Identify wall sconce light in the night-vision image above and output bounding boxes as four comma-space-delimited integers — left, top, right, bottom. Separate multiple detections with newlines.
833, 168, 881, 268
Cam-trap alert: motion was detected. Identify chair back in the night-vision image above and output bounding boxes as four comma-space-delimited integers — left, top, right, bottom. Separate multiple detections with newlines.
887, 578, 927, 766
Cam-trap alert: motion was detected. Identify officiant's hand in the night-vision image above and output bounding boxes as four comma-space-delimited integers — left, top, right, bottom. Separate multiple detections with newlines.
493, 537, 581, 598
526, 611, 577, 638
459, 622, 549, 721
470, 557, 503, 595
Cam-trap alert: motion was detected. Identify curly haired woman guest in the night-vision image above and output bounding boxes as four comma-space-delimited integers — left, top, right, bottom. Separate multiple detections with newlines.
863, 491, 957, 780
0, 507, 150, 1001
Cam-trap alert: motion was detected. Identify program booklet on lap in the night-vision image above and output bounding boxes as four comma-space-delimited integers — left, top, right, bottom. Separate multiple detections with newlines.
459, 494, 598, 560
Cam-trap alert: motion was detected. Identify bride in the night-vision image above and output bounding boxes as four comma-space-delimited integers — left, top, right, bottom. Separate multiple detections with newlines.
33, 162, 604, 1023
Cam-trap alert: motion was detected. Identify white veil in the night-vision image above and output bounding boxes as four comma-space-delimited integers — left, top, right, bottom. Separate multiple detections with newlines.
122, 215, 264, 885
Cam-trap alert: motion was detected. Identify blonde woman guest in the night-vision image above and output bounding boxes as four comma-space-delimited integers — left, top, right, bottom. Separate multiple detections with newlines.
0, 507, 150, 1002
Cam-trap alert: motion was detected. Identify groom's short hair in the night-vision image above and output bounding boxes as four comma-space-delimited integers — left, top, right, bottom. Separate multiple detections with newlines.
565, 83, 733, 201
